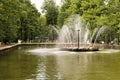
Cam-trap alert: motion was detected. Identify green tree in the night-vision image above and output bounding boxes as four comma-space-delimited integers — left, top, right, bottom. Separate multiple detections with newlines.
0, 0, 20, 43
57, 0, 71, 27
42, 0, 58, 25
57, 0, 82, 27
58, 0, 120, 44
42, 0, 59, 41
0, 0, 41, 43
39, 15, 48, 41
18, 0, 41, 42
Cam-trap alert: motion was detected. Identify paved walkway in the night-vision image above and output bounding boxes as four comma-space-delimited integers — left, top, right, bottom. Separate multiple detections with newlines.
0, 44, 18, 51
0, 45, 12, 50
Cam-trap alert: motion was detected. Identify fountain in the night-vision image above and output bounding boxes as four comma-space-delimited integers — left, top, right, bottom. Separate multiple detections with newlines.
55, 14, 107, 52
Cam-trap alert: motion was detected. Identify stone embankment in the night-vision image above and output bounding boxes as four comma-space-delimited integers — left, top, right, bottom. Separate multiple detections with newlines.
0, 43, 56, 53
0, 44, 20, 52
0, 43, 120, 53
95, 44, 120, 49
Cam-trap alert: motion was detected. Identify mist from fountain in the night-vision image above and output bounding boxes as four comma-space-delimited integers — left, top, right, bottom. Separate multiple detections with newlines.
93, 26, 108, 45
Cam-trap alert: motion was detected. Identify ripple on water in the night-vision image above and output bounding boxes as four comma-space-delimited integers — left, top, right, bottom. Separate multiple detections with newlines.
27, 48, 120, 56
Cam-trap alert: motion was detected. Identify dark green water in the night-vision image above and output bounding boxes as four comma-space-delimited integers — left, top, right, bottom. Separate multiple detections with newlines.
0, 46, 120, 80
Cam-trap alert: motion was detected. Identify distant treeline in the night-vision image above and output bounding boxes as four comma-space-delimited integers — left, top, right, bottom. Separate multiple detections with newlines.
0, 0, 120, 44
0, 0, 41, 44
57, 0, 120, 44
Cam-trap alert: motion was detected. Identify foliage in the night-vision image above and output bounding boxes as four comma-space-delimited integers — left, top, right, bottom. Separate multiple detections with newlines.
0, 0, 120, 44
0, 0, 41, 43
42, 0, 59, 41
57, 0, 120, 44
42, 0, 58, 25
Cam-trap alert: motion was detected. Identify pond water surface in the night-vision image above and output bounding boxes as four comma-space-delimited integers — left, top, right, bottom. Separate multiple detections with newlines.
0, 46, 120, 80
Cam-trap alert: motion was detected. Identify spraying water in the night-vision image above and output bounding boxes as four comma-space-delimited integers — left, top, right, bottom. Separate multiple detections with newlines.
55, 14, 108, 50
28, 14, 116, 53
56, 15, 90, 48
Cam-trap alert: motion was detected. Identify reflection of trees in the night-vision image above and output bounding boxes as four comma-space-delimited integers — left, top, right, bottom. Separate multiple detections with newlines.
36, 55, 59, 80
1, 47, 120, 80
56, 53, 120, 80
0, 47, 39, 80
46, 55, 58, 80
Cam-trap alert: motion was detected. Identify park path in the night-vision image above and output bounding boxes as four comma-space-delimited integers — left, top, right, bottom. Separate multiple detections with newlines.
0, 44, 19, 52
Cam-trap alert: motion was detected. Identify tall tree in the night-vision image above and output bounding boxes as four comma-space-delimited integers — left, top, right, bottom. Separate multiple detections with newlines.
42, 0, 59, 41
57, 0, 71, 27
57, 0, 120, 43
39, 15, 48, 41
0, 0, 20, 43
0, 0, 41, 43
18, 0, 40, 42
42, 0, 58, 25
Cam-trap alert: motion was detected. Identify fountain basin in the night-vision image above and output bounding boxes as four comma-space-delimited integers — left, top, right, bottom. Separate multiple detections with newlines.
61, 47, 99, 52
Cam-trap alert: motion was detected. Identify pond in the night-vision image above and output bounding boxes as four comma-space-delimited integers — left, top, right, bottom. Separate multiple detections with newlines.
0, 46, 120, 80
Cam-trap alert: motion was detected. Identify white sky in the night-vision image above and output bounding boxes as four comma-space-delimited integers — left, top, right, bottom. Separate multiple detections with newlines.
30, 0, 61, 13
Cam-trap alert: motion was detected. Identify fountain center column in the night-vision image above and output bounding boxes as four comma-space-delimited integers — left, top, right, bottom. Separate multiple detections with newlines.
77, 29, 80, 49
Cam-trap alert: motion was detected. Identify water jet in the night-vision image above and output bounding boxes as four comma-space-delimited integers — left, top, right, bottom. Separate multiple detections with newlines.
55, 14, 107, 52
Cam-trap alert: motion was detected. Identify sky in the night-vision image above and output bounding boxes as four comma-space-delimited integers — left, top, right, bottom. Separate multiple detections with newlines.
30, 0, 61, 13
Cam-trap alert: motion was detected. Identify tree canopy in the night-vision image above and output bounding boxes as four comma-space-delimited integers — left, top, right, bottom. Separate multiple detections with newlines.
57, 0, 120, 43
0, 0, 120, 44
0, 0, 41, 43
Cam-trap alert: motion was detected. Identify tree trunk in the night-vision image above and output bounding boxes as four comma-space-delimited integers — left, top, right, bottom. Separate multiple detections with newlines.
118, 34, 119, 45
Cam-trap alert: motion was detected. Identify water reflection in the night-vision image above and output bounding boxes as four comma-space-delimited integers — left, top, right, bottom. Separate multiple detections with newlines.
0, 46, 120, 80
35, 55, 63, 80
0, 47, 39, 80
56, 53, 120, 80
